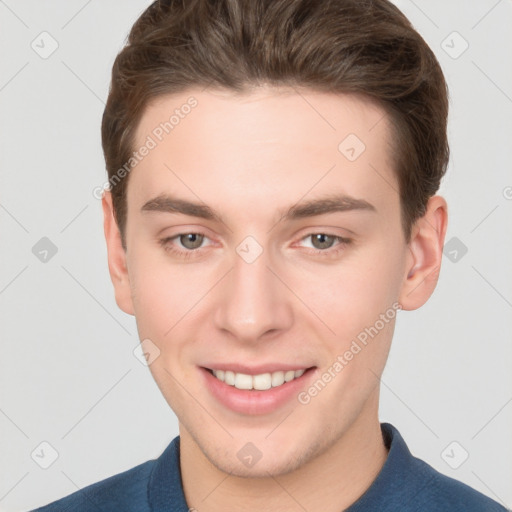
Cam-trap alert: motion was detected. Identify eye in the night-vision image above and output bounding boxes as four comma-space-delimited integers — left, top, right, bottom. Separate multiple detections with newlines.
308, 233, 337, 250
158, 232, 211, 258
177, 233, 205, 250
298, 233, 352, 255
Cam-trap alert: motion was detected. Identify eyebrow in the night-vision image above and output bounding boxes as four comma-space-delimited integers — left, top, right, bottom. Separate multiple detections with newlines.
283, 195, 376, 220
141, 195, 223, 223
140, 193, 377, 223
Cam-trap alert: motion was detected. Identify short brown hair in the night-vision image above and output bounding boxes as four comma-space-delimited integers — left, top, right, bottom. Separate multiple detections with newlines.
101, 0, 449, 247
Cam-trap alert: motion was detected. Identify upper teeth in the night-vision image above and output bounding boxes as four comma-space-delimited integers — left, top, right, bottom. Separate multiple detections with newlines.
212, 369, 306, 390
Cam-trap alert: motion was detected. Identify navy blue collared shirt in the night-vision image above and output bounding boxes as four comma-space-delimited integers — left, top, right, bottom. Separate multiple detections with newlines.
32, 423, 508, 511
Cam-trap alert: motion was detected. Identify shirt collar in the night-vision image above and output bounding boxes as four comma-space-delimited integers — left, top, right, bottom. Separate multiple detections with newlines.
148, 434, 189, 511
346, 422, 432, 511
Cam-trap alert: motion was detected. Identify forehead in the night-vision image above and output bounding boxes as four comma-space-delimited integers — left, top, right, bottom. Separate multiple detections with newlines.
136, 86, 390, 151
129, 87, 398, 223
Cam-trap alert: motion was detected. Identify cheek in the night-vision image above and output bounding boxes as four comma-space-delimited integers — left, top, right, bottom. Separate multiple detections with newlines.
292, 254, 401, 334
127, 246, 220, 346
284, 241, 403, 374
128, 250, 188, 339
342, 236, 405, 314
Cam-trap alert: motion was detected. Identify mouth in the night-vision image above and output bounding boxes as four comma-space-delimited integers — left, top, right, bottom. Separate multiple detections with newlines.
205, 367, 310, 391
200, 365, 317, 415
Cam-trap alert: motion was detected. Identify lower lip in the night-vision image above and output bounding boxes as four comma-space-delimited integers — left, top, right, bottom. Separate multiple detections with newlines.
200, 366, 315, 415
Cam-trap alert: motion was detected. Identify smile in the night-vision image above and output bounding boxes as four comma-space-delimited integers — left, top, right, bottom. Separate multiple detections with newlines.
209, 368, 307, 390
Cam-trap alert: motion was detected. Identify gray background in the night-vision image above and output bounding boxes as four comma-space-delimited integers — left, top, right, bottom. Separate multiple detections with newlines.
1, 1, 511, 511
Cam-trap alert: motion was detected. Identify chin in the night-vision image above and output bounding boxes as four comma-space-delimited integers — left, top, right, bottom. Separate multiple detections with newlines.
191, 422, 331, 479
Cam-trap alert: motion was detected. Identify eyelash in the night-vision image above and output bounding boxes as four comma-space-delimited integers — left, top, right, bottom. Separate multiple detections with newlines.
158, 232, 352, 259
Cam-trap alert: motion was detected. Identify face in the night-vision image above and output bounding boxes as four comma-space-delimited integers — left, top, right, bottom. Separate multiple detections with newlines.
103, 87, 445, 477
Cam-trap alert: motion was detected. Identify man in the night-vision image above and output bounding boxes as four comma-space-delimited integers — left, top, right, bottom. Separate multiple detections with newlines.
33, 0, 508, 510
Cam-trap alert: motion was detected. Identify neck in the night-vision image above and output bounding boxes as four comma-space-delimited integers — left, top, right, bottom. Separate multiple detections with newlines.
179, 393, 388, 512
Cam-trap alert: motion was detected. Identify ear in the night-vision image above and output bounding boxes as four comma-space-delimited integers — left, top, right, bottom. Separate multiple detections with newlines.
398, 195, 448, 311
102, 191, 135, 316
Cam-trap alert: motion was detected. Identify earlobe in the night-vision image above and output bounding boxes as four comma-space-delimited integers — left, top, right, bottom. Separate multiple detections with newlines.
102, 191, 135, 316
399, 195, 448, 311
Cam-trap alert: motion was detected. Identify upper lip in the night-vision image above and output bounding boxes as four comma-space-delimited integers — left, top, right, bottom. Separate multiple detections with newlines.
201, 363, 315, 375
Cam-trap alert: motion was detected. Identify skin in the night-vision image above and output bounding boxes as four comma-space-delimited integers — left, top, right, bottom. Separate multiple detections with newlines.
102, 87, 447, 511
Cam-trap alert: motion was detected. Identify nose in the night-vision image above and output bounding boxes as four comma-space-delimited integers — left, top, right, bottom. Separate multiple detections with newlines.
213, 243, 293, 343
